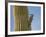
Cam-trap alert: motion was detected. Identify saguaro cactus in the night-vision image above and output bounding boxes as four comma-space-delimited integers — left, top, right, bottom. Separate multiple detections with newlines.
13, 6, 33, 31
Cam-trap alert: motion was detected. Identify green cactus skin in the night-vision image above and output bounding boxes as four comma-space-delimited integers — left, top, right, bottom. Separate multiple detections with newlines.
13, 6, 31, 31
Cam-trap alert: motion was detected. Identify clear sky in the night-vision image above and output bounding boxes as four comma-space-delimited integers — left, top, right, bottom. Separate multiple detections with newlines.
10, 6, 41, 31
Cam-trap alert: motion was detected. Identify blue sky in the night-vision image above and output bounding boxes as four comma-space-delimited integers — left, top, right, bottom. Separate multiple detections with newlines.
10, 6, 41, 31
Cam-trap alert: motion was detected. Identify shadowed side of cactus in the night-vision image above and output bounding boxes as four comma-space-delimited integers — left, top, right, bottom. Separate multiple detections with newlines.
13, 6, 32, 31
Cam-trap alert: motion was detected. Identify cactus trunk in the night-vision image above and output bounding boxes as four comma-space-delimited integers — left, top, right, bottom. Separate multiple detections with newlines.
13, 6, 30, 31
